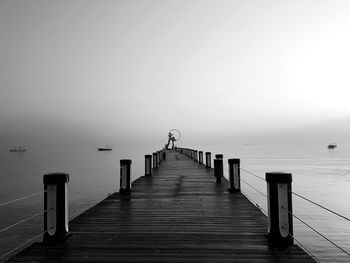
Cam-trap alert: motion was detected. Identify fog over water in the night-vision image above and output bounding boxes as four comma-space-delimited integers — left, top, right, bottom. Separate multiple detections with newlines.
1, 0, 350, 150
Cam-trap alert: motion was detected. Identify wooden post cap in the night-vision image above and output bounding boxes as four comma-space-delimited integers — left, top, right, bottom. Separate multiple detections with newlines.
228, 159, 240, 164
266, 172, 292, 183
43, 173, 69, 184
120, 159, 132, 165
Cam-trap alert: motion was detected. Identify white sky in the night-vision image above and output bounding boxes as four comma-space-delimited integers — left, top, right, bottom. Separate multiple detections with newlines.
1, 0, 350, 146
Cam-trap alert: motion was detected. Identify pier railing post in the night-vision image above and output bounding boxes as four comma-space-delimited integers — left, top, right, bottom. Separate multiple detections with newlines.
152, 152, 158, 169
157, 151, 161, 166
214, 159, 223, 183
120, 159, 132, 195
43, 173, 69, 243
228, 159, 240, 192
194, 150, 198, 162
205, 152, 211, 168
145, 155, 152, 176
266, 172, 293, 245
198, 151, 203, 164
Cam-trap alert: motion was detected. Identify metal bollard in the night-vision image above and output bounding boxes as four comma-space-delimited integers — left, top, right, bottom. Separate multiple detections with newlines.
152, 152, 158, 169
266, 172, 293, 245
214, 159, 223, 183
194, 150, 198, 162
43, 173, 69, 243
145, 155, 152, 176
162, 151, 166, 160
198, 151, 203, 164
157, 151, 161, 165
205, 152, 211, 168
228, 159, 240, 192
120, 159, 131, 194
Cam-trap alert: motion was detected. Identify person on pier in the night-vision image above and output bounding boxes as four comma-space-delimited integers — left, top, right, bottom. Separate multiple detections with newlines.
165, 132, 176, 150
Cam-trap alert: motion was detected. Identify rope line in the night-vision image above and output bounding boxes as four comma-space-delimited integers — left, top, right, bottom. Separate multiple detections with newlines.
241, 167, 350, 223
241, 167, 265, 181
0, 208, 52, 234
290, 190, 350, 222
241, 178, 267, 198
0, 189, 50, 208
0, 227, 52, 261
241, 190, 267, 216
289, 211, 350, 257
240, 167, 350, 257
69, 201, 100, 220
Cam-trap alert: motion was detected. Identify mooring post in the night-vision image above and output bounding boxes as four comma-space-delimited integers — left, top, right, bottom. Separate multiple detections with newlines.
198, 151, 203, 164
190, 149, 194, 159
194, 150, 198, 162
145, 155, 152, 176
152, 152, 158, 168
205, 152, 211, 168
215, 154, 223, 159
266, 172, 293, 245
162, 150, 166, 160
228, 159, 240, 192
43, 173, 69, 243
214, 159, 223, 183
120, 159, 131, 194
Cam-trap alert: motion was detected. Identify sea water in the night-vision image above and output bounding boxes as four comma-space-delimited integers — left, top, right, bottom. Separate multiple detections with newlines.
0, 143, 350, 262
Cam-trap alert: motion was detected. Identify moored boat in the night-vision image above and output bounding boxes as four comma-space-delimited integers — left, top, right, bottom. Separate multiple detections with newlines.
97, 145, 112, 151
9, 146, 26, 152
327, 143, 337, 149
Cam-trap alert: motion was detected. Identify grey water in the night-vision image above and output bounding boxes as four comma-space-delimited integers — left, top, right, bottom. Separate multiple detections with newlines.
0, 143, 350, 262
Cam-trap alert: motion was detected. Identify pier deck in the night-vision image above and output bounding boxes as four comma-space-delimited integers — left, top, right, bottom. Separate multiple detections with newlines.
8, 150, 315, 262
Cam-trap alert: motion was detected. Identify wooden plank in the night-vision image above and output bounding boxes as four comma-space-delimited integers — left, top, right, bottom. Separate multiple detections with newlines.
7, 150, 316, 263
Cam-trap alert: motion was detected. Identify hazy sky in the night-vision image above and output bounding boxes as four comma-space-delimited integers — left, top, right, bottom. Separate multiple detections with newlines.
1, 0, 350, 147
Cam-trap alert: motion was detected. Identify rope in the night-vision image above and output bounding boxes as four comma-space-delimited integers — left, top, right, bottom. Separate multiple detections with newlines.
0, 228, 52, 261
241, 167, 265, 181
0, 189, 50, 208
241, 190, 267, 216
289, 210, 350, 257
69, 201, 101, 220
290, 190, 350, 222
241, 178, 267, 198
241, 168, 350, 223
240, 167, 350, 259
0, 208, 52, 234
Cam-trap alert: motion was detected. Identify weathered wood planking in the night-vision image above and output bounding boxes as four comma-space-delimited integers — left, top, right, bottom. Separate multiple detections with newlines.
8, 150, 316, 262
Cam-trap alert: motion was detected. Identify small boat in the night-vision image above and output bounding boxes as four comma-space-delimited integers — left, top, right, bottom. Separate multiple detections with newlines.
9, 146, 26, 152
327, 143, 337, 149
97, 145, 112, 151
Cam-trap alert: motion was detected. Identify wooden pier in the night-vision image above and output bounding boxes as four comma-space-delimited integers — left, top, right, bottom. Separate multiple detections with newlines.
8, 150, 316, 262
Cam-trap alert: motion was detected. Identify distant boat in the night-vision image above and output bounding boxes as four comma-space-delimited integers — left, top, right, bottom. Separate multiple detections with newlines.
97, 145, 112, 151
327, 143, 337, 149
9, 146, 26, 152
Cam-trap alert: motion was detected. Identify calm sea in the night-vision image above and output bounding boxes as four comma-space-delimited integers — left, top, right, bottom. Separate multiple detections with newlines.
0, 143, 350, 262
